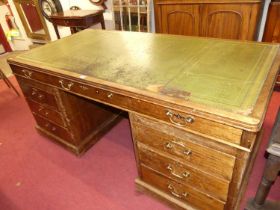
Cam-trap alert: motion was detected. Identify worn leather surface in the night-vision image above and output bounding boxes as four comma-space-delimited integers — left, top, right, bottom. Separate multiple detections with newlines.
17, 30, 279, 114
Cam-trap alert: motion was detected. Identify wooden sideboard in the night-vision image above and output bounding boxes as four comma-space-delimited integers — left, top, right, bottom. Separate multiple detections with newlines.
8, 30, 280, 210
154, 0, 262, 40
263, 0, 280, 87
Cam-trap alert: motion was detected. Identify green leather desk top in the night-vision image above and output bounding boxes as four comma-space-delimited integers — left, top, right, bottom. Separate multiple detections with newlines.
16, 30, 279, 115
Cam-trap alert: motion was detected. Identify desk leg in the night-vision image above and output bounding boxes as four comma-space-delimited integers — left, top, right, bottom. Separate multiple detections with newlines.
70, 27, 78, 34
100, 15, 105, 30
53, 24, 60, 39
252, 155, 280, 208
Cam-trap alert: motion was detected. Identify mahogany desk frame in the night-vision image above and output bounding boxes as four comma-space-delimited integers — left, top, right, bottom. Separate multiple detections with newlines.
8, 31, 280, 210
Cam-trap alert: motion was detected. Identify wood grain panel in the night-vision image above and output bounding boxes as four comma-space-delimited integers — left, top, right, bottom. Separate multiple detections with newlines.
160, 4, 200, 36
131, 114, 236, 180
138, 143, 230, 201
141, 165, 225, 210
201, 4, 259, 40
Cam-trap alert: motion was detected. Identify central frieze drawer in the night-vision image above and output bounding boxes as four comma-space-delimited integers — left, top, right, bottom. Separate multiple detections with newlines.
138, 143, 230, 201
141, 165, 225, 210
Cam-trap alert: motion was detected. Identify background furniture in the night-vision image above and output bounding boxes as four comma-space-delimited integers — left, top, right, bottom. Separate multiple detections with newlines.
49, 10, 105, 39
246, 108, 280, 210
154, 0, 261, 40
262, 0, 280, 87
0, 68, 20, 96
8, 30, 280, 210
113, 0, 151, 32
13, 0, 51, 41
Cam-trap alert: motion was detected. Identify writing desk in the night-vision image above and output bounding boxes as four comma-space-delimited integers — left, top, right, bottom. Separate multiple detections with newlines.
8, 30, 280, 210
49, 10, 105, 39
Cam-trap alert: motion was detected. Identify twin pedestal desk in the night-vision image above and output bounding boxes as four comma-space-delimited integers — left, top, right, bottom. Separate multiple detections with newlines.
8, 30, 280, 210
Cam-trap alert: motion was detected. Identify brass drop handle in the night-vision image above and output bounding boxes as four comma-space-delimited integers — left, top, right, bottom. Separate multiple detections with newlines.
59, 80, 74, 91
166, 110, 194, 127
168, 184, 188, 198
107, 93, 113, 98
38, 94, 45, 100
167, 164, 190, 179
165, 142, 173, 149
22, 69, 32, 78
51, 126, 56, 131
38, 107, 49, 116
165, 141, 192, 157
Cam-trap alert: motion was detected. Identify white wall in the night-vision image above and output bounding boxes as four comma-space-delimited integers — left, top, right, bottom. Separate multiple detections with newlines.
1, 1, 33, 50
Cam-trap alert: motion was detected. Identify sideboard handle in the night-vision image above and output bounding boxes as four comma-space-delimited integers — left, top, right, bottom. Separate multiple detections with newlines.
167, 184, 188, 199
166, 110, 194, 127
59, 80, 74, 91
22, 69, 33, 78
167, 164, 190, 179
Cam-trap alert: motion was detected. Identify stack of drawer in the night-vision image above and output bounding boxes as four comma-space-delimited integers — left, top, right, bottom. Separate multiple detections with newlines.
12, 66, 121, 155
130, 113, 237, 210
17, 76, 76, 146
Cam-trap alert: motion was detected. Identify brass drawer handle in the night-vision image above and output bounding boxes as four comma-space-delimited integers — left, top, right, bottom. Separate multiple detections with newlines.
38, 94, 45, 100
168, 184, 188, 198
167, 164, 190, 179
38, 107, 49, 116
59, 80, 74, 91
107, 93, 113, 98
165, 141, 192, 157
165, 142, 173, 149
22, 69, 33, 78
166, 110, 194, 127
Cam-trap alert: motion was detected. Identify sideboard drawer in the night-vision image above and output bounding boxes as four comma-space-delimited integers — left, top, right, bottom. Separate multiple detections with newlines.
141, 165, 225, 210
133, 118, 235, 181
138, 143, 230, 201
34, 114, 74, 144
27, 99, 66, 127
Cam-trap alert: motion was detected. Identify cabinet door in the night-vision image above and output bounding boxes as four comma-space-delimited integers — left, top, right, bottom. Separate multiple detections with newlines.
201, 3, 260, 40
156, 4, 200, 36
263, 1, 280, 43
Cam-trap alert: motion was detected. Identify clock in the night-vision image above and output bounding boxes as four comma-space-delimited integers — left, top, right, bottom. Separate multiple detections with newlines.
39, 0, 63, 20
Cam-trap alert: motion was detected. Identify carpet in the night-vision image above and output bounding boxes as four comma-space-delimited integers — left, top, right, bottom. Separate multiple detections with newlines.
0, 76, 279, 210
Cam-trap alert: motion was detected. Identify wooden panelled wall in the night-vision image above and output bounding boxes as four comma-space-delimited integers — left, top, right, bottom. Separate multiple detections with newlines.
263, 0, 280, 87
154, 0, 262, 41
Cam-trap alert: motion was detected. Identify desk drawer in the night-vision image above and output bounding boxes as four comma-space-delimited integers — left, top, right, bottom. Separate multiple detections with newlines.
12, 65, 242, 145
52, 18, 85, 27
133, 116, 235, 181
138, 143, 230, 201
34, 114, 74, 144
27, 99, 66, 127
16, 76, 59, 110
141, 165, 225, 210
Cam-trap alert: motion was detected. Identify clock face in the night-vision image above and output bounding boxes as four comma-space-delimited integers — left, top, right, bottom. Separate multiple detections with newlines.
39, 0, 63, 20
42, 1, 56, 16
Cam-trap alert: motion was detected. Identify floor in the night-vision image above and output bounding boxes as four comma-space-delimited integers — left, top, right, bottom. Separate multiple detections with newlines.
0, 54, 280, 210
